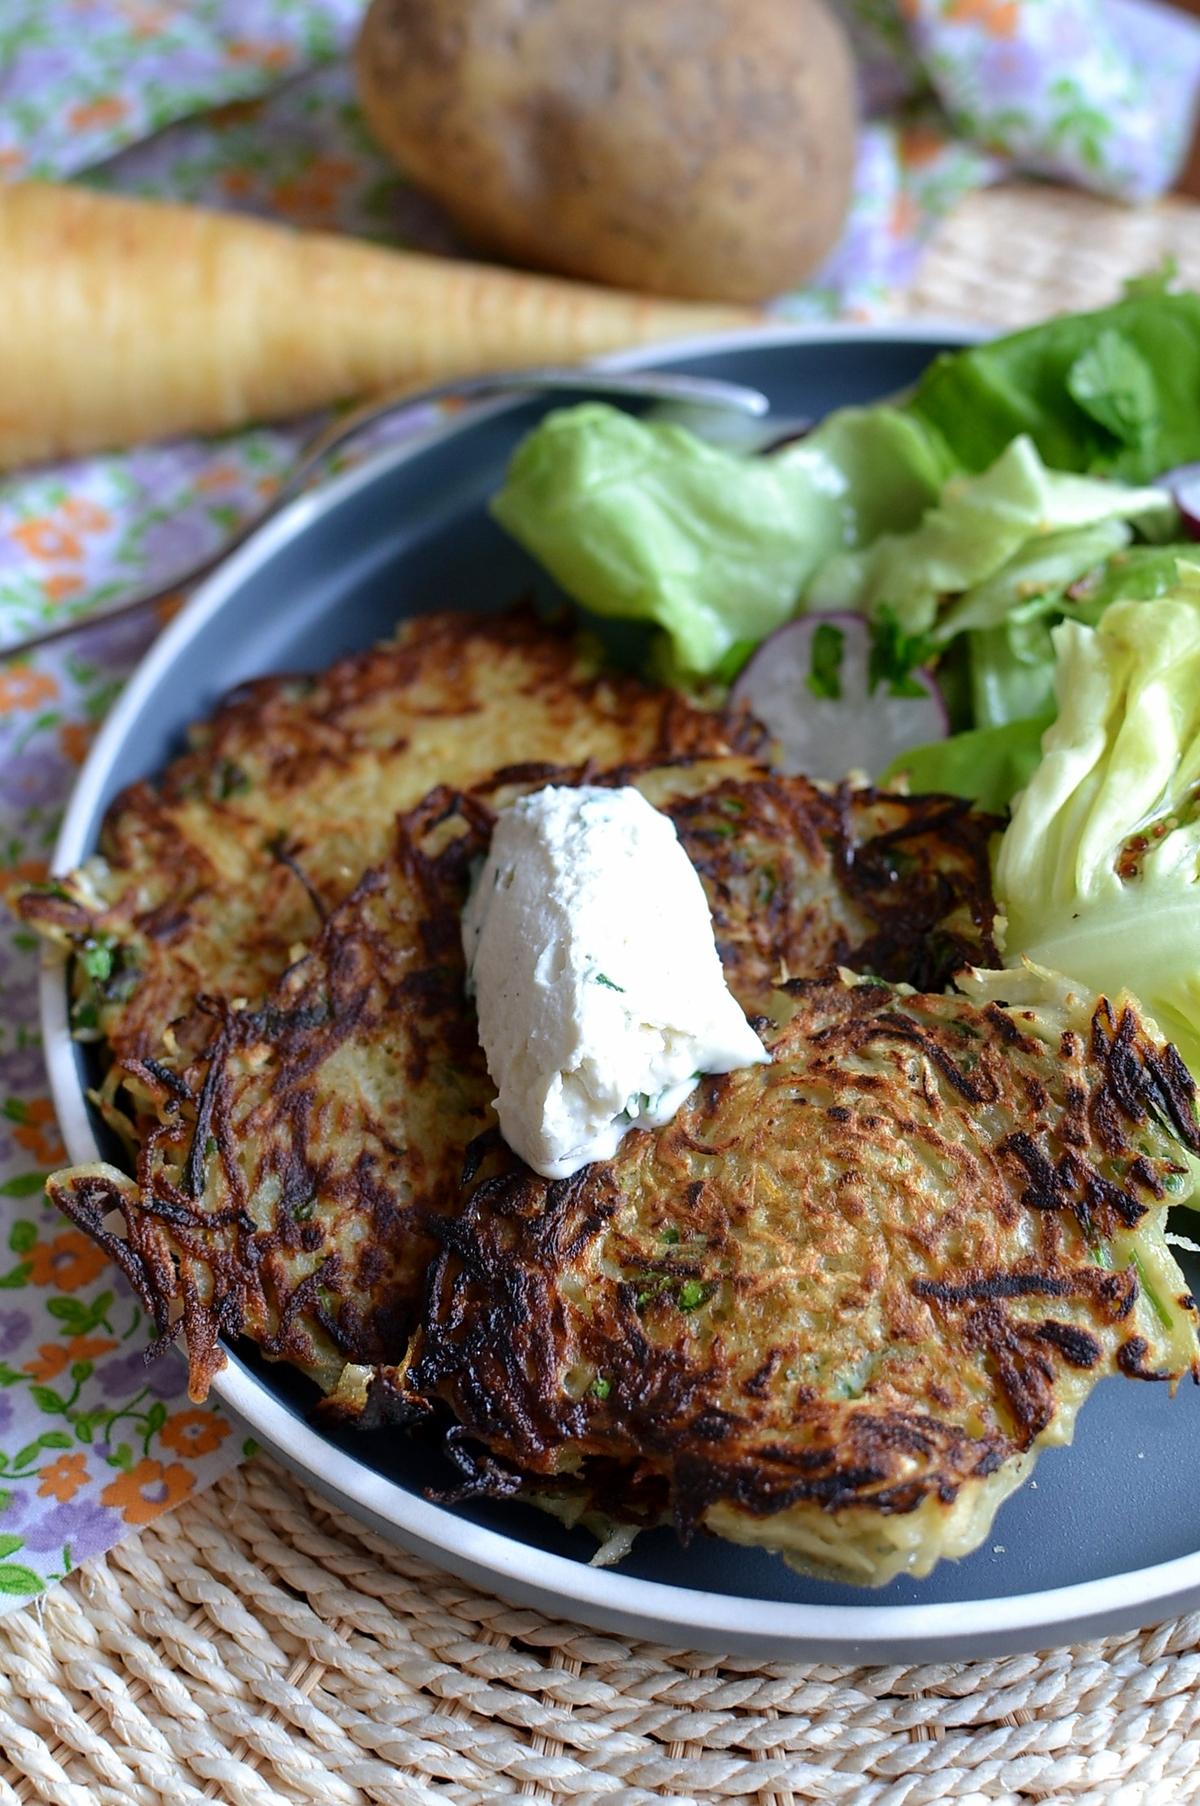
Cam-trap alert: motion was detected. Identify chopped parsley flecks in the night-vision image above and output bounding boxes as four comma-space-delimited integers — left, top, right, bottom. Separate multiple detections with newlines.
80, 936, 116, 982
217, 759, 251, 799
866, 605, 937, 698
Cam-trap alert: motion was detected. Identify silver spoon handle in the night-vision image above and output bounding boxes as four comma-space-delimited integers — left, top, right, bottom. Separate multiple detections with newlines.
1, 367, 768, 663
280, 366, 768, 501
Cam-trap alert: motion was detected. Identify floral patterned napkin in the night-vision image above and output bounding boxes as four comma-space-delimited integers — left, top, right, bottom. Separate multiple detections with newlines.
1, 0, 1199, 1612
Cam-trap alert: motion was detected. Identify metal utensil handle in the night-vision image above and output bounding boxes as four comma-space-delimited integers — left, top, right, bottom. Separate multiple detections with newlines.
1, 367, 769, 663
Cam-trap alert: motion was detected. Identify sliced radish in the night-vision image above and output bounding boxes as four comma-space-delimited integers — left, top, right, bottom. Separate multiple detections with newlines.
730, 612, 948, 782
1156, 463, 1200, 540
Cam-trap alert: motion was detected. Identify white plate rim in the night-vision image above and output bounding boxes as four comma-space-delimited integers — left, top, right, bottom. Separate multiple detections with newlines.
37, 320, 1200, 1660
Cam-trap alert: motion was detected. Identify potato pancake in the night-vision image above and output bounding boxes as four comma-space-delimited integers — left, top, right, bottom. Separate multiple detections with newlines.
40, 752, 1001, 1400
15, 607, 762, 1122
390, 966, 1200, 1586
27, 609, 1186, 1588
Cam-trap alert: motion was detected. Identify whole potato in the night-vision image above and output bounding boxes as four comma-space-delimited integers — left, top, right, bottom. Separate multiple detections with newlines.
355, 0, 857, 304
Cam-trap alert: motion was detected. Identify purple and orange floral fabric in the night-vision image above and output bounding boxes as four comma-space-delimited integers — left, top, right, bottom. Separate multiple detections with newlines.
1, 0, 1199, 1609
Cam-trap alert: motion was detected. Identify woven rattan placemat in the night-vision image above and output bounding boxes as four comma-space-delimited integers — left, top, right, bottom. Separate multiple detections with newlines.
6, 178, 1200, 1806
904, 178, 1200, 326
5, 1453, 1200, 1806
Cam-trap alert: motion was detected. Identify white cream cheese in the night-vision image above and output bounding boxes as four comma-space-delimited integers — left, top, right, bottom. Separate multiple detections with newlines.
462, 785, 769, 1180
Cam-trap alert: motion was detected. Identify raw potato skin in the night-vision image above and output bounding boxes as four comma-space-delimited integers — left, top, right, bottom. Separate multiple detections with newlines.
355, 0, 858, 304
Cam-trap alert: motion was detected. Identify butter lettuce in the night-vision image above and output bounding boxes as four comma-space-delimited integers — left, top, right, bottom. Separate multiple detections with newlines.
490, 291, 1200, 687
883, 714, 1052, 814
958, 523, 1137, 733
996, 573, 1200, 1074
906, 290, 1200, 483
490, 401, 950, 675
806, 435, 1173, 639
961, 537, 1199, 736
1061, 542, 1193, 613
939, 518, 1134, 644
885, 543, 1200, 810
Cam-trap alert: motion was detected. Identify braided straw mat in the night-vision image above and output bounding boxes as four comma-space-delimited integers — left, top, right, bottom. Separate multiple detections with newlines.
7, 177, 1200, 1806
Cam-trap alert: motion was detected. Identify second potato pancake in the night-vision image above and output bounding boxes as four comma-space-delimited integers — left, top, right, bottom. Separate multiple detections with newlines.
43, 753, 1001, 1399
394, 966, 1200, 1586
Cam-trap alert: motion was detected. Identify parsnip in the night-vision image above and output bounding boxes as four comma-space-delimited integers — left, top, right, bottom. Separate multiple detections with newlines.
0, 182, 758, 471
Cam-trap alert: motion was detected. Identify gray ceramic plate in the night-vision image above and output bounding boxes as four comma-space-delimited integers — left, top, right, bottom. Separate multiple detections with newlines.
41, 325, 1200, 1661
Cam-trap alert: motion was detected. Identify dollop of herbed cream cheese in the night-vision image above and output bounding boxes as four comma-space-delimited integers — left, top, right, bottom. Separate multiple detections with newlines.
462, 785, 769, 1180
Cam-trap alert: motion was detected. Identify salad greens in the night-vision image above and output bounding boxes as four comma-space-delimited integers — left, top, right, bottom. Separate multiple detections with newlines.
995, 575, 1200, 1076
491, 401, 949, 676
882, 714, 1052, 815
806, 433, 1171, 637
905, 288, 1200, 484
493, 403, 1172, 688
494, 290, 1199, 700
947, 538, 1195, 770
945, 520, 1134, 730
1056, 541, 1191, 612
492, 286, 1200, 813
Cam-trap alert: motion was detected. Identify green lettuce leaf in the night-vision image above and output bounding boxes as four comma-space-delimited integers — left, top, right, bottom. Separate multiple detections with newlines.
882, 713, 1052, 813
906, 290, 1200, 483
967, 618, 1059, 733
961, 537, 1197, 732
996, 571, 1200, 1076
489, 298, 1194, 683
490, 402, 950, 676
939, 518, 1134, 641
1065, 329, 1157, 447
805, 434, 1173, 639
1061, 542, 1193, 615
